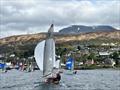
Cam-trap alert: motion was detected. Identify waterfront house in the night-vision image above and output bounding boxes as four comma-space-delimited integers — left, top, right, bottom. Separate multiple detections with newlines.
85, 59, 95, 65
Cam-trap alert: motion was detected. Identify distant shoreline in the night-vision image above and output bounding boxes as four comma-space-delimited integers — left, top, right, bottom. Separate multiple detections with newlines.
74, 65, 120, 70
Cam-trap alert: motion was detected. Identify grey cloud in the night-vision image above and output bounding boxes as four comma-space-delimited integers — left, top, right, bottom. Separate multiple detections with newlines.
0, 0, 120, 38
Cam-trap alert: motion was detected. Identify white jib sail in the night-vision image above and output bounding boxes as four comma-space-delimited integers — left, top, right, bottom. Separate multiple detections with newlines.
34, 40, 45, 71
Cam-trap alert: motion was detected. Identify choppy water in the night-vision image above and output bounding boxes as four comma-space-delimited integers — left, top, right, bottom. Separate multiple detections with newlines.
0, 69, 120, 90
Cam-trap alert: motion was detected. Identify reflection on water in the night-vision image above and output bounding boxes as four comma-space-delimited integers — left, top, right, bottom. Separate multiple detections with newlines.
0, 69, 120, 90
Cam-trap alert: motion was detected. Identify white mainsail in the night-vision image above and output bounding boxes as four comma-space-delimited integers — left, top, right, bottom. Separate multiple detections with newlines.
34, 24, 56, 77
43, 39, 55, 76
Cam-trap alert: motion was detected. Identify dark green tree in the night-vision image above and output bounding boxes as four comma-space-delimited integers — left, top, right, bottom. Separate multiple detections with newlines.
82, 54, 88, 64
88, 53, 97, 61
77, 46, 81, 50
110, 51, 119, 65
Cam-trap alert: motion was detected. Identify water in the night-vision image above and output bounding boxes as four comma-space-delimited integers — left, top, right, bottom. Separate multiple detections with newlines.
0, 69, 120, 90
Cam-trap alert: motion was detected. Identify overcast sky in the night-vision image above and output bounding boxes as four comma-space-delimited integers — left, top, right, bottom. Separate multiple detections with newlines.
0, 0, 120, 38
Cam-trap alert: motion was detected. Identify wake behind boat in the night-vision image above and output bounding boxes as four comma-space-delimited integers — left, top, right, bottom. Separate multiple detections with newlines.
34, 24, 61, 84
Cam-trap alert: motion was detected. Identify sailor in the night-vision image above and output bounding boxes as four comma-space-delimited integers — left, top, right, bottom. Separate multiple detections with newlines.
73, 70, 77, 74
46, 72, 61, 84
54, 73, 61, 81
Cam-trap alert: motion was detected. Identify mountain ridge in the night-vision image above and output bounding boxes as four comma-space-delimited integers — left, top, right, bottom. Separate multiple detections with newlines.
59, 25, 117, 34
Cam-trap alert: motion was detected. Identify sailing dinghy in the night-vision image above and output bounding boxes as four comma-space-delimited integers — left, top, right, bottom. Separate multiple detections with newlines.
66, 57, 77, 75
34, 24, 60, 84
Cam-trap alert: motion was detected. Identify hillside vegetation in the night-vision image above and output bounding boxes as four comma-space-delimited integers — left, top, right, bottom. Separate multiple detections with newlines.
0, 31, 120, 54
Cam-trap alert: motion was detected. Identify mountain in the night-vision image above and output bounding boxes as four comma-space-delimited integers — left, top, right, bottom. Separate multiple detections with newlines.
59, 25, 117, 34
